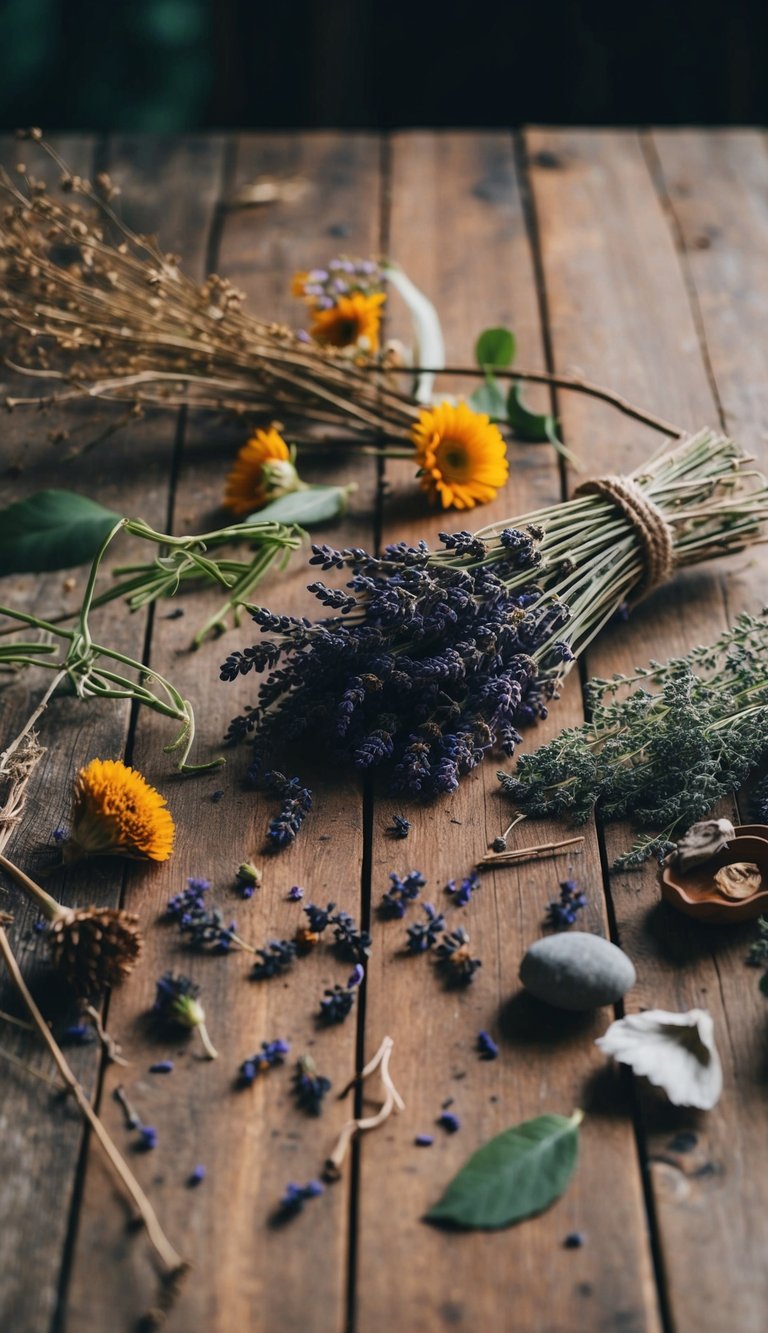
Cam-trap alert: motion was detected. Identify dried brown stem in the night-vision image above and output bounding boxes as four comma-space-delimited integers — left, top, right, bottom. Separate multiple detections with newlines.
0, 921, 185, 1276
477, 834, 585, 869
325, 1036, 404, 1181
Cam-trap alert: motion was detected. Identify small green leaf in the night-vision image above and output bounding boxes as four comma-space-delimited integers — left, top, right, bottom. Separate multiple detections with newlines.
469, 375, 507, 419
0, 489, 123, 576
425, 1109, 582, 1229
475, 327, 516, 370
506, 381, 555, 441
248, 484, 354, 527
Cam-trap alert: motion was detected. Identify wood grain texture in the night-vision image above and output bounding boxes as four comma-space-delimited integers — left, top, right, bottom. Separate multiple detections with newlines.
355, 132, 660, 1333
0, 134, 179, 1333
64, 133, 382, 1332
527, 127, 766, 1332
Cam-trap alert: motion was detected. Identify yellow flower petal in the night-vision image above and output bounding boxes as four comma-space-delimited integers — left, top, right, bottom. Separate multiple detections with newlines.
65, 759, 175, 863
411, 401, 509, 510
223, 426, 294, 516
309, 291, 386, 353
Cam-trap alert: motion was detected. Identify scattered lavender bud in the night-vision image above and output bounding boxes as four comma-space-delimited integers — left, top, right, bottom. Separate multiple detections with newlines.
415, 1134, 434, 1147
347, 963, 365, 988
239, 1039, 290, 1085
405, 903, 445, 954
287, 885, 304, 902
137, 1126, 158, 1151
251, 939, 297, 980
564, 1232, 585, 1249
331, 909, 371, 963
387, 815, 411, 840
51, 826, 68, 844
211, 790, 224, 803
149, 1060, 174, 1074
319, 984, 355, 1025
292, 1055, 332, 1115
273, 1179, 324, 1223
476, 1031, 499, 1060
445, 871, 481, 908
546, 878, 588, 930
188, 1165, 206, 1187
295, 900, 335, 951
379, 870, 425, 919
152, 972, 218, 1059
437, 1112, 461, 1134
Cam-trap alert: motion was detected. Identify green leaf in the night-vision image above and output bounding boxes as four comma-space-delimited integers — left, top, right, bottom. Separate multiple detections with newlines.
475, 327, 516, 370
425, 1109, 583, 1229
506, 381, 555, 441
248, 484, 353, 527
0, 489, 123, 576
469, 375, 507, 419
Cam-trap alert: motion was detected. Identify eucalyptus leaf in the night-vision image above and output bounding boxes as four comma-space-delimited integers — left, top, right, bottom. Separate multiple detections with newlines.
0, 489, 123, 576
469, 375, 507, 419
425, 1109, 582, 1229
475, 326, 516, 370
249, 484, 353, 527
506, 382, 555, 441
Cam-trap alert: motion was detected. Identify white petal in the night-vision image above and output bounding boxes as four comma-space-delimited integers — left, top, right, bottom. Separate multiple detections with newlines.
382, 263, 445, 404
596, 1008, 722, 1110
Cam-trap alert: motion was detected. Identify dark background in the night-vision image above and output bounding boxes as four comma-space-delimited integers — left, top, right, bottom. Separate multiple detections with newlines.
1, 0, 766, 131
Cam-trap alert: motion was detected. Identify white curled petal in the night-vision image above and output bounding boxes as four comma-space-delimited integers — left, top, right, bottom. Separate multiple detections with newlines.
596, 1008, 722, 1110
381, 263, 445, 405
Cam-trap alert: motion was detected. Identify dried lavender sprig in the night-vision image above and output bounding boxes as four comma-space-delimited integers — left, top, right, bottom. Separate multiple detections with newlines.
223, 432, 768, 801
500, 611, 768, 866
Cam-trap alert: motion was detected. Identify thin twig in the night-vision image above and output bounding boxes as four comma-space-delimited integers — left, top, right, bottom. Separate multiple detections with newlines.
325, 1036, 404, 1181
0, 921, 185, 1276
477, 834, 585, 869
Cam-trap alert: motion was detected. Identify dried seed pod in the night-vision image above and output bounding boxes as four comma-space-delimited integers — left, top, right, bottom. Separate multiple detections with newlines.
669, 818, 735, 873
48, 907, 143, 995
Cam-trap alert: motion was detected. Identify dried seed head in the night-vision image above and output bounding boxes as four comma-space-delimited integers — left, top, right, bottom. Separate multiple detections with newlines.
48, 907, 143, 995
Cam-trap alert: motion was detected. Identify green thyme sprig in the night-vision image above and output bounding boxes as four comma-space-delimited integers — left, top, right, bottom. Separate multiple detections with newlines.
498, 612, 768, 867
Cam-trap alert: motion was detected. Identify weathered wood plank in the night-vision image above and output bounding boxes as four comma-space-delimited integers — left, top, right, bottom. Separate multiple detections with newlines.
0, 134, 182, 1333
355, 132, 660, 1333
64, 133, 381, 1332
526, 128, 764, 1332
642, 127, 768, 1330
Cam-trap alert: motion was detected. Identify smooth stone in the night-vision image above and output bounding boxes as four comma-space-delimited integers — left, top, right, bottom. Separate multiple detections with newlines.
519, 932, 636, 1011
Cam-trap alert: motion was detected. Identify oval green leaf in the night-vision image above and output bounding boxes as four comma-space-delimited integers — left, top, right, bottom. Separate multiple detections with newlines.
425, 1109, 582, 1229
475, 327, 516, 370
248, 484, 353, 527
0, 489, 123, 576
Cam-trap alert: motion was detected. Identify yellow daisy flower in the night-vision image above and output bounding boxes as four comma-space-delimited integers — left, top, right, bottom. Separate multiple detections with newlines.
291, 270, 309, 299
63, 758, 175, 864
223, 426, 302, 517
411, 401, 509, 510
309, 291, 386, 353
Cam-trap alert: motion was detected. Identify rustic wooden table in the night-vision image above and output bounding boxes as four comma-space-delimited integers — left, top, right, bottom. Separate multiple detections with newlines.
1, 129, 766, 1333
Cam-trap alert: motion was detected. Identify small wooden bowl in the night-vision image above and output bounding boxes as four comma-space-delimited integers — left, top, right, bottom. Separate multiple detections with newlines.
661, 829, 768, 923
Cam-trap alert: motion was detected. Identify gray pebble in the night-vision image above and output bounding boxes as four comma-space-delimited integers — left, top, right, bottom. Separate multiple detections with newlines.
519, 932, 636, 1011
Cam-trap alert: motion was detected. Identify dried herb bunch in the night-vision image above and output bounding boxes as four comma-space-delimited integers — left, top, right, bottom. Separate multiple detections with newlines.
222, 431, 768, 799
0, 134, 417, 439
499, 612, 768, 866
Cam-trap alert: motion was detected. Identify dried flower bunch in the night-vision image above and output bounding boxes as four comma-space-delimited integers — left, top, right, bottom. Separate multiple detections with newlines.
500, 611, 768, 866
0, 136, 418, 438
222, 430, 768, 800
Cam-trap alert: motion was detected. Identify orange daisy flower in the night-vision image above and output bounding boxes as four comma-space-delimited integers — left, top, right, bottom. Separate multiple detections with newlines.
309, 291, 386, 353
63, 758, 175, 863
223, 426, 302, 517
411, 401, 509, 510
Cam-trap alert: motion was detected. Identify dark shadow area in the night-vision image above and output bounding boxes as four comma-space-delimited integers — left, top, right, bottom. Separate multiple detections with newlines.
643, 899, 757, 966
499, 987, 597, 1046
1, 1, 766, 132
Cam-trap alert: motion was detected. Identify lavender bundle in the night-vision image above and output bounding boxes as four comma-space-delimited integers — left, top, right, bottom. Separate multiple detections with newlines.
221, 430, 768, 798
